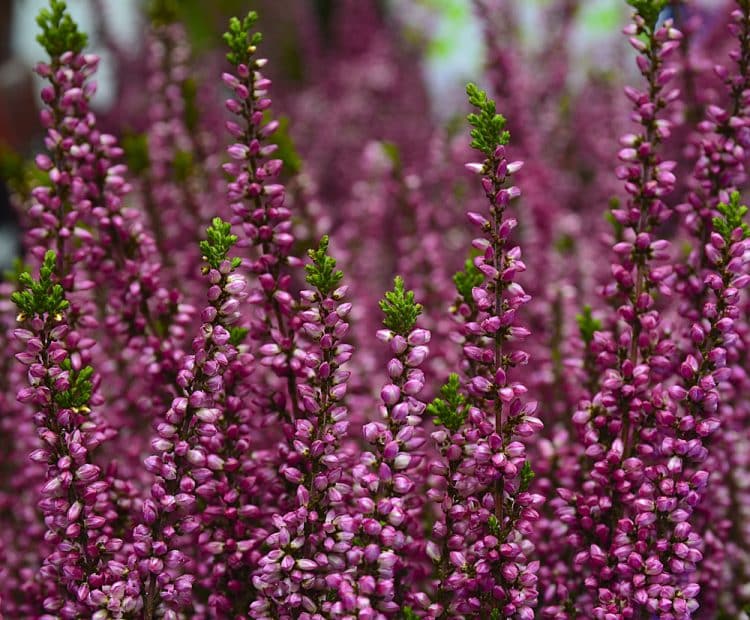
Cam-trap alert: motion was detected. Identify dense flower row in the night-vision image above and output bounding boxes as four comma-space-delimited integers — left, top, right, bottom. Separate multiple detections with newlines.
1, 0, 750, 618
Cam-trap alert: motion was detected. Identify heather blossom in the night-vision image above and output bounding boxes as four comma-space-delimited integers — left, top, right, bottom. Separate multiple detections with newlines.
252, 236, 354, 618
12, 251, 124, 618
4, 0, 750, 618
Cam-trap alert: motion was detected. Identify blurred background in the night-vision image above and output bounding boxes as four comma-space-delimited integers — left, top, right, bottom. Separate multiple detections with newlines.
0, 0, 631, 272
0, 0, 730, 275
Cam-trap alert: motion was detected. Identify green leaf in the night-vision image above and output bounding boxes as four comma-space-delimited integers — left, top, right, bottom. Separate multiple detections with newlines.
427, 374, 467, 432
0, 145, 25, 190
269, 116, 302, 175
554, 234, 575, 255
380, 141, 402, 170
148, 0, 180, 25
576, 305, 601, 346
173, 150, 194, 182
229, 326, 249, 346
36, 0, 88, 58
487, 514, 501, 537
10, 251, 68, 319
626, 0, 668, 29
200, 218, 238, 271
402, 608, 419, 620
223, 11, 263, 66
379, 276, 422, 335
3, 258, 32, 286
181, 78, 200, 133
122, 132, 150, 175
55, 361, 94, 412
305, 235, 343, 296
466, 82, 510, 158
519, 460, 535, 493
713, 191, 750, 242
604, 215, 622, 241
453, 255, 483, 306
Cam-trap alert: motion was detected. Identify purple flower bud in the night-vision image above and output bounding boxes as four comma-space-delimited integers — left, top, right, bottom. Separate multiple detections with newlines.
381, 384, 401, 406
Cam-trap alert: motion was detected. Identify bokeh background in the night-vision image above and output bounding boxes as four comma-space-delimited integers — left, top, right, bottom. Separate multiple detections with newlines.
0, 0, 631, 274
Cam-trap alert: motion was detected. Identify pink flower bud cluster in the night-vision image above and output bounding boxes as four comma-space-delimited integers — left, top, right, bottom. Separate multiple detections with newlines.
140, 257, 247, 618
426, 143, 543, 619
143, 21, 212, 290
679, 3, 750, 242
31, 44, 191, 446
222, 53, 303, 422
348, 325, 431, 614
14, 315, 127, 618
552, 13, 746, 620
6, 2, 750, 619
252, 280, 354, 618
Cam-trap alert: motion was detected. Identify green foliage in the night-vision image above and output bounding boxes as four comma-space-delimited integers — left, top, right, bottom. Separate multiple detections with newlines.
122, 133, 150, 175
148, 0, 180, 25
223, 11, 263, 66
402, 608, 419, 620
181, 78, 200, 133
466, 83, 510, 158
713, 191, 750, 241
605, 198, 624, 239
269, 116, 302, 175
305, 236, 343, 296
11, 251, 68, 319
199, 218, 240, 271
36, 0, 88, 58
380, 141, 402, 171
626, 0, 668, 29
0, 145, 25, 190
173, 150, 194, 182
453, 255, 483, 306
380, 276, 422, 335
554, 233, 575, 255
229, 326, 249, 346
427, 374, 468, 432
519, 460, 535, 493
490, 609, 502, 620
0, 146, 50, 199
487, 514, 501, 537
576, 305, 601, 346
55, 361, 94, 411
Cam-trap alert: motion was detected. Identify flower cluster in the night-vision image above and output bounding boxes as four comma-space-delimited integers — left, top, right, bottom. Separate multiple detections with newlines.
3, 1, 750, 619
12, 251, 125, 618
252, 236, 354, 618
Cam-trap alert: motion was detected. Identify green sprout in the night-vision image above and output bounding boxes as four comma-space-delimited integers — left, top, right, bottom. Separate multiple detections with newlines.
200, 218, 240, 271
36, 0, 88, 58
305, 235, 343, 296
427, 374, 468, 432
466, 82, 510, 158
380, 276, 422, 335
224, 11, 262, 66
11, 251, 68, 320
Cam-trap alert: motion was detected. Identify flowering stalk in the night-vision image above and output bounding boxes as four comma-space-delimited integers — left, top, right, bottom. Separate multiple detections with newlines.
11, 251, 125, 617
639, 192, 750, 618
27, 0, 92, 280
432, 83, 542, 618
563, 3, 686, 616
140, 218, 246, 619
222, 11, 301, 421
32, 1, 190, 441
352, 276, 430, 613
252, 236, 353, 618
679, 0, 750, 250
140, 4, 206, 281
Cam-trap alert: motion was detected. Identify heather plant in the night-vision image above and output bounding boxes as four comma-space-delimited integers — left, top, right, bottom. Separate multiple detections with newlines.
3, 0, 750, 619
